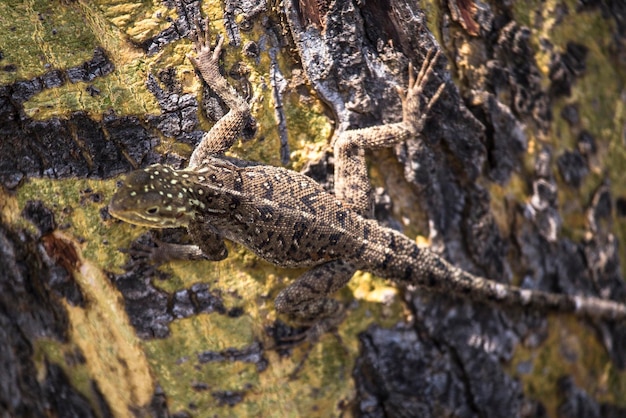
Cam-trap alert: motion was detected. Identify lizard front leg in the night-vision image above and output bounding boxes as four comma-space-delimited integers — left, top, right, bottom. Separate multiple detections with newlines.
333, 51, 445, 215
187, 216, 228, 261
272, 262, 354, 378
126, 218, 228, 266
186, 18, 253, 168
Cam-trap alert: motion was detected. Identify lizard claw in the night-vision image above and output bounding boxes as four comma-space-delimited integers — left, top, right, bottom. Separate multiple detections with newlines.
266, 309, 349, 379
187, 17, 225, 73
279, 327, 348, 380
401, 49, 446, 133
120, 232, 209, 268
265, 320, 309, 351
120, 233, 171, 266
117, 233, 168, 278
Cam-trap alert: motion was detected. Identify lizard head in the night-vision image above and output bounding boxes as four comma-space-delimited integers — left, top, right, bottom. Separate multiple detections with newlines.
109, 164, 200, 228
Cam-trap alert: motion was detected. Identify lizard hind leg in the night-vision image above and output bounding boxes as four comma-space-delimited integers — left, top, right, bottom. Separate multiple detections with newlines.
274, 260, 355, 328
272, 260, 355, 374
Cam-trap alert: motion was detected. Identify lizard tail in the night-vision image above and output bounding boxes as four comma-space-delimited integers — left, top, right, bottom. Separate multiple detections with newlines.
411, 247, 626, 321
367, 232, 626, 321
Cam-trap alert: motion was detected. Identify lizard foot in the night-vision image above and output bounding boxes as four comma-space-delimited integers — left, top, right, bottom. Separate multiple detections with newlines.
398, 49, 446, 134
120, 232, 208, 269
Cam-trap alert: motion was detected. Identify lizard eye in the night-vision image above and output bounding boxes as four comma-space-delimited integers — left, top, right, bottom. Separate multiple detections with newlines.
146, 207, 159, 215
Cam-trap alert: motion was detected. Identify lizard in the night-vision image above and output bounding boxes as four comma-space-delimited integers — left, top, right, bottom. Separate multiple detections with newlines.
109, 17, 626, 347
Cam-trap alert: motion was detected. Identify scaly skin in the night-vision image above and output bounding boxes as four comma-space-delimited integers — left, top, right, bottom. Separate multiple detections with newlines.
109, 18, 626, 347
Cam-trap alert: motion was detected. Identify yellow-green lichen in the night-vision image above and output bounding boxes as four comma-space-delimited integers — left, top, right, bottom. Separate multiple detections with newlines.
6, 1, 626, 416
508, 315, 626, 415
509, 1, 626, 274
33, 338, 107, 414
7, 178, 156, 416
0, 0, 98, 84
501, 2, 626, 409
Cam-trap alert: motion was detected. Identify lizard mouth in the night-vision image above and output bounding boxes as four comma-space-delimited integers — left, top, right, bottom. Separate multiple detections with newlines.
108, 200, 170, 228
108, 207, 183, 228
108, 195, 194, 228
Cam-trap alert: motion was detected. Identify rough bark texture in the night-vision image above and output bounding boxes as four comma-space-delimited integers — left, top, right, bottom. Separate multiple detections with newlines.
1, 0, 626, 417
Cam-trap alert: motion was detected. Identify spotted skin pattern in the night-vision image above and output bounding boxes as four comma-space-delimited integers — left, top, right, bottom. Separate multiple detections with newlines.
110, 19, 626, 345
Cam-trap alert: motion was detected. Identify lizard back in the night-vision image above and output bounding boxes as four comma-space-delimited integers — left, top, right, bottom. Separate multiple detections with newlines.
195, 162, 377, 268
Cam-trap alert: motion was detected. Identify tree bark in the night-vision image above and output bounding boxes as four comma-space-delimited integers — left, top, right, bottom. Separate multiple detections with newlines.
1, 0, 625, 417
